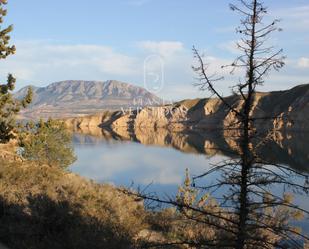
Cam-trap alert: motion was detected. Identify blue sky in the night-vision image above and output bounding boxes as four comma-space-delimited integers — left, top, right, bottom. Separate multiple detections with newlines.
2, 0, 309, 100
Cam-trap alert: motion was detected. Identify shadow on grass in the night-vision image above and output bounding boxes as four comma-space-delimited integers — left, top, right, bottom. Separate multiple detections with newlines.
0, 194, 134, 249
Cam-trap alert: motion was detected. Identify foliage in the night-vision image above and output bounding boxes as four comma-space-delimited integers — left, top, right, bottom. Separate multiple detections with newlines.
0, 0, 32, 143
175, 169, 231, 247
19, 119, 76, 168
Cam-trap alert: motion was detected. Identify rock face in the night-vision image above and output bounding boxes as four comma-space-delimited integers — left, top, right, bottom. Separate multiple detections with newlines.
65, 84, 309, 132
15, 80, 162, 119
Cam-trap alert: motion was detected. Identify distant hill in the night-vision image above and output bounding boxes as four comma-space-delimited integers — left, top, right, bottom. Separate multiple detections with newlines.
15, 80, 162, 119
65, 83, 309, 132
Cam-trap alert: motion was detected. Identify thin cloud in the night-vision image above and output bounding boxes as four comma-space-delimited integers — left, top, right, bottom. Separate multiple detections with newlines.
218, 40, 240, 55
271, 4, 309, 32
297, 57, 309, 69
137, 41, 184, 57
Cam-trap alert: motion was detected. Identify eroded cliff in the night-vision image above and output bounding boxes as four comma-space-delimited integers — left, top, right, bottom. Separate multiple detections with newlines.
64, 84, 309, 132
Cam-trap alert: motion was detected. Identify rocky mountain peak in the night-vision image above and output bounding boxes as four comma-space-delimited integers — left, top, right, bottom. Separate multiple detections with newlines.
15, 80, 162, 119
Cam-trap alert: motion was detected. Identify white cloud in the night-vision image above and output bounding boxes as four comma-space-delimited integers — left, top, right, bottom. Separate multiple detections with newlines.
1, 39, 308, 100
218, 40, 240, 55
0, 40, 140, 88
72, 141, 219, 185
272, 5, 309, 32
297, 57, 309, 69
138, 41, 184, 57
1, 39, 197, 99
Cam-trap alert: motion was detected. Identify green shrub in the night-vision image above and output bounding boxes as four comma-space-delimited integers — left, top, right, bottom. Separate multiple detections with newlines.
19, 119, 76, 168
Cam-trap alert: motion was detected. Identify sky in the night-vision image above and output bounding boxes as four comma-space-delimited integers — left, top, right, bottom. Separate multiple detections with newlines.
1, 0, 309, 100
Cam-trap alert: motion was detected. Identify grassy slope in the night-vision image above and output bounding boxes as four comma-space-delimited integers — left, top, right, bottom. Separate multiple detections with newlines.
0, 159, 147, 249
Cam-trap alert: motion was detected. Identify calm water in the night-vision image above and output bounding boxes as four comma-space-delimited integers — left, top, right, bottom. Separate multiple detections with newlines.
70, 129, 309, 233
71, 133, 225, 194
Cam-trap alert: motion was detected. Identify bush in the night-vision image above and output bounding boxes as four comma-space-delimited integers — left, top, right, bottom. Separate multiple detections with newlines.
19, 119, 76, 168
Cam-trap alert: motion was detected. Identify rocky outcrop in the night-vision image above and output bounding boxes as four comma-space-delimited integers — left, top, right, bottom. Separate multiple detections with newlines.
65, 84, 309, 132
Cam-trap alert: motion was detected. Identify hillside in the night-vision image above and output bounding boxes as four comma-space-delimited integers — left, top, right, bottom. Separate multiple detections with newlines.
0, 157, 147, 249
15, 80, 162, 119
65, 84, 309, 132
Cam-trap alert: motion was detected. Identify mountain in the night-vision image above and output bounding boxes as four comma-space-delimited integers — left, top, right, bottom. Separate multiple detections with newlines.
64, 84, 309, 132
15, 80, 162, 119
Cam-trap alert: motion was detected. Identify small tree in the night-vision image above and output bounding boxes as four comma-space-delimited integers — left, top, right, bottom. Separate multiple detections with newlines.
0, 0, 32, 143
19, 119, 76, 168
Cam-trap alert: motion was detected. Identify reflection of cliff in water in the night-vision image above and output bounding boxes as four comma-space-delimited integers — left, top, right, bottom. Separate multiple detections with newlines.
72, 126, 309, 172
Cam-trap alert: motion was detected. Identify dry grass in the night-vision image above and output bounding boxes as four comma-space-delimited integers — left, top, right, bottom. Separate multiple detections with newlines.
0, 159, 147, 249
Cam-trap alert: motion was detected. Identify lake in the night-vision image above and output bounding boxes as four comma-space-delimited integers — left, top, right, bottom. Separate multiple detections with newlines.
71, 133, 224, 190
70, 128, 309, 233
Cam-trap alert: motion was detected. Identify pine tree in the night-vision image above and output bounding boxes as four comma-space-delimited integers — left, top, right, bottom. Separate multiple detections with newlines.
19, 119, 77, 168
0, 0, 32, 143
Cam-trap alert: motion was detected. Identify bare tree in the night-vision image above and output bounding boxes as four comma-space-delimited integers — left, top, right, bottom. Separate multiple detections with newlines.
126, 1, 309, 248
191, 1, 309, 248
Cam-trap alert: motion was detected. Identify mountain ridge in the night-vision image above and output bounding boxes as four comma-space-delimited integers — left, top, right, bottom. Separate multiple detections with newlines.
64, 83, 309, 132
15, 80, 162, 119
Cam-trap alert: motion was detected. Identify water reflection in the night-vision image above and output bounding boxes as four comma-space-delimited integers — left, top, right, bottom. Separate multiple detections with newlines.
72, 132, 225, 186
72, 126, 309, 173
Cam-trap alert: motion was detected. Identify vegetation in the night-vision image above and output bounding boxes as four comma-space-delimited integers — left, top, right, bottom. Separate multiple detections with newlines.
19, 119, 77, 168
0, 0, 73, 171
0, 158, 147, 249
131, 170, 306, 249
0, 0, 32, 143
